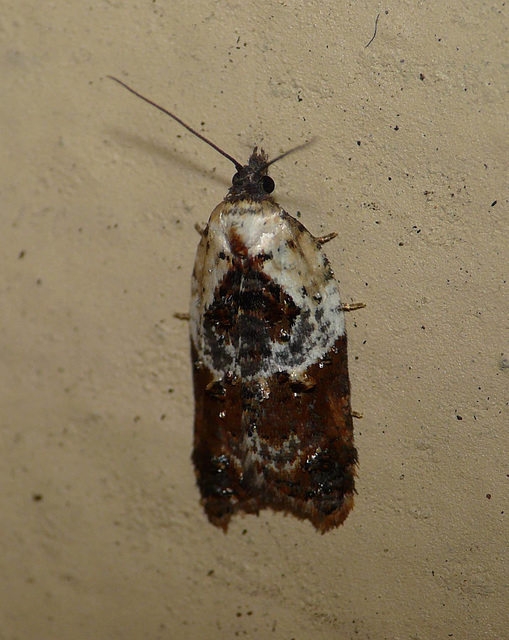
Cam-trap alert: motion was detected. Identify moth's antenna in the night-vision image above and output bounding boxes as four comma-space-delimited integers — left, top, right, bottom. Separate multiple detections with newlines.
260, 139, 315, 172
108, 76, 243, 172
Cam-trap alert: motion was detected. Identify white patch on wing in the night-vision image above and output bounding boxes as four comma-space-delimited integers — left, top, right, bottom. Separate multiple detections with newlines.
240, 430, 303, 480
190, 199, 346, 380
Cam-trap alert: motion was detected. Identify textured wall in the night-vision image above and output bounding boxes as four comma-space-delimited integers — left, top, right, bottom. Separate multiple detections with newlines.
1, 2, 506, 638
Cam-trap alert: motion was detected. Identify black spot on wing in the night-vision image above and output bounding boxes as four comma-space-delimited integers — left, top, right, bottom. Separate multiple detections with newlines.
203, 261, 301, 376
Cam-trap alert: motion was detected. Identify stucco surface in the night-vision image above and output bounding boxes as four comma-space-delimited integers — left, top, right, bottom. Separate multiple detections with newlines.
1, 2, 506, 639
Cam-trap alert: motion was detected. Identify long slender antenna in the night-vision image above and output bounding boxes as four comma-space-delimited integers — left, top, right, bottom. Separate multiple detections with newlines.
108, 75, 243, 171
260, 139, 315, 172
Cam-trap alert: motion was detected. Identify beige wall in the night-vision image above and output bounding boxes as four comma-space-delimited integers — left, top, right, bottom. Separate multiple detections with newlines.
1, 2, 506, 638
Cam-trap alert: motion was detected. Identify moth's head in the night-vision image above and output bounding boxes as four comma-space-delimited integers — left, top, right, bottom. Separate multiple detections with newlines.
107, 77, 312, 205
227, 147, 275, 202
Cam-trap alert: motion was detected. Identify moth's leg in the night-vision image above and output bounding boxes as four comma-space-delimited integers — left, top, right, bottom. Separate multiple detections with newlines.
341, 302, 366, 311
316, 231, 338, 245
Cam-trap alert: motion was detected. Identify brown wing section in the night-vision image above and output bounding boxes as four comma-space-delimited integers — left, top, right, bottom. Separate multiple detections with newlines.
192, 335, 357, 533
191, 343, 259, 529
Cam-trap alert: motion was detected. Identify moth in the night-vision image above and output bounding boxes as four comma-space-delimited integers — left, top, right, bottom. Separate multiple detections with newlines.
110, 76, 362, 533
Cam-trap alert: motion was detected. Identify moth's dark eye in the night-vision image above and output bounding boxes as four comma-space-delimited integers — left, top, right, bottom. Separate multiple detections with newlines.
232, 172, 241, 185
262, 175, 275, 193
